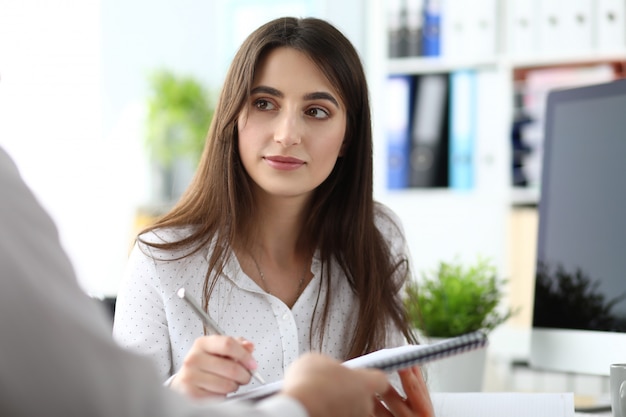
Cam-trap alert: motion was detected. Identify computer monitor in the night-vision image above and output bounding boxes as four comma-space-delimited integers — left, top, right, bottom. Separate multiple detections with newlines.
529, 78, 626, 376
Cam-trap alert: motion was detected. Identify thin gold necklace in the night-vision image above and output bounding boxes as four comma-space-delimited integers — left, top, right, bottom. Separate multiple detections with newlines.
250, 254, 307, 298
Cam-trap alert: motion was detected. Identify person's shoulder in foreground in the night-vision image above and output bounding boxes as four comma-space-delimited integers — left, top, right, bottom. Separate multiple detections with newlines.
0, 144, 390, 417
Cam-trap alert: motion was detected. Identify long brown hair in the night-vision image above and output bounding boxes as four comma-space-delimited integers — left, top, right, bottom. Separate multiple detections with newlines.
138, 17, 415, 359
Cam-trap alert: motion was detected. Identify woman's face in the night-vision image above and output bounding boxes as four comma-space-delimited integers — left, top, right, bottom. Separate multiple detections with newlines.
237, 47, 346, 202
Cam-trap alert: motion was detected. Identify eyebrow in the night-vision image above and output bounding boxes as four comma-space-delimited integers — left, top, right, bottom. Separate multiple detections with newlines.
250, 85, 340, 109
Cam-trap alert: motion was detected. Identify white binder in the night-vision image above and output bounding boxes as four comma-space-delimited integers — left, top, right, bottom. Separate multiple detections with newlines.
441, 0, 497, 59
440, 0, 470, 59
537, 0, 593, 56
474, 69, 508, 192
505, 0, 539, 57
594, 0, 626, 52
469, 0, 498, 59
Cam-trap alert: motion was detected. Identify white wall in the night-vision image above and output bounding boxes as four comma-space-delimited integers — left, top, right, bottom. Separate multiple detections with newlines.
0, 0, 365, 297
1, 0, 124, 298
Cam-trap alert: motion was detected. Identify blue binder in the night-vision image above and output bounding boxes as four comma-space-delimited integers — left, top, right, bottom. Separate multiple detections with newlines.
422, 0, 441, 56
386, 74, 414, 189
448, 69, 476, 190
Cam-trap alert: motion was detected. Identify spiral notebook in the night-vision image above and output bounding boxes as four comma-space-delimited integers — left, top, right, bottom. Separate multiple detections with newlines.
229, 330, 488, 402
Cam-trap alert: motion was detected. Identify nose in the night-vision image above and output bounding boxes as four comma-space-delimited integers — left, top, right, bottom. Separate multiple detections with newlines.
274, 110, 302, 146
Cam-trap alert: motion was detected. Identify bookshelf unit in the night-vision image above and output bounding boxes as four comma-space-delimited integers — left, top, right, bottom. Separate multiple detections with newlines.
365, 0, 626, 328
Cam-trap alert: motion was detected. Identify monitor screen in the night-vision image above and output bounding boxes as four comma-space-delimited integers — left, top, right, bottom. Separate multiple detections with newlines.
530, 78, 626, 376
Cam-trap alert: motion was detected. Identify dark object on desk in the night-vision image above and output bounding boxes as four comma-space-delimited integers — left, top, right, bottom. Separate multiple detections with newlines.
574, 404, 612, 413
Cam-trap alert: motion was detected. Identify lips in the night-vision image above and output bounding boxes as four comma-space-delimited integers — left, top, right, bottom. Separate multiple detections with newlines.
264, 155, 305, 171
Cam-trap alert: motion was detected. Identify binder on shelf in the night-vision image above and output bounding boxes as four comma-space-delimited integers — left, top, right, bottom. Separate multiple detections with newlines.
385, 74, 413, 190
421, 0, 441, 56
438, 0, 497, 59
406, 0, 424, 57
409, 73, 449, 188
388, 0, 408, 58
563, 0, 594, 53
440, 0, 497, 59
536, 0, 563, 55
594, 0, 626, 52
505, 0, 539, 58
469, 0, 497, 58
448, 69, 476, 190
440, 0, 474, 59
229, 331, 488, 402
475, 69, 506, 191
537, 0, 593, 56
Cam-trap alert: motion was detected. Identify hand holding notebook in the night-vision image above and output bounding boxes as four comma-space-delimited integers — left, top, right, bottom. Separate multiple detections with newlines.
229, 330, 488, 402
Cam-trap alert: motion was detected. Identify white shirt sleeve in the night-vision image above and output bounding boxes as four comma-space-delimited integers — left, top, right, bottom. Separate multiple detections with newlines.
113, 239, 175, 379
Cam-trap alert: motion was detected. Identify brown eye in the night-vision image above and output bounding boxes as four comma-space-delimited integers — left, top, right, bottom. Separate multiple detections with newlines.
306, 107, 329, 119
254, 99, 275, 111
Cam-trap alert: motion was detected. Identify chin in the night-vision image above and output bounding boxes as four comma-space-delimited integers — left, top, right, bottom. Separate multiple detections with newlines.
259, 184, 315, 199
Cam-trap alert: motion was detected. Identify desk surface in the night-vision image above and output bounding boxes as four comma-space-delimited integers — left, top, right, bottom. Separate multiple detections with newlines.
430, 392, 575, 417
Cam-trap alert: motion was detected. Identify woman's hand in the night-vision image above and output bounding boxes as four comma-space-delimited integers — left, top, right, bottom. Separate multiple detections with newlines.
169, 335, 258, 399
373, 366, 435, 417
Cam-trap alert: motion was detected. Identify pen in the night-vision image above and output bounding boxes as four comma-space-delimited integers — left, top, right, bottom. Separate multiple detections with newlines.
176, 287, 266, 385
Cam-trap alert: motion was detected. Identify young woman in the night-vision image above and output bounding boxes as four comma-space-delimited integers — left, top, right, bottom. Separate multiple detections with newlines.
113, 16, 433, 416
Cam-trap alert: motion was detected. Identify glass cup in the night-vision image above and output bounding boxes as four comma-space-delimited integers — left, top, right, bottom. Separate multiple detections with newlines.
611, 364, 626, 417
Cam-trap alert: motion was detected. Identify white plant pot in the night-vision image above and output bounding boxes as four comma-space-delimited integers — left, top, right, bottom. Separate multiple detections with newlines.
422, 338, 487, 392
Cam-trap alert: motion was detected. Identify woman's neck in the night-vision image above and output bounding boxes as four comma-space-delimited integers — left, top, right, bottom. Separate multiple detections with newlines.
252, 193, 310, 262
238, 193, 313, 307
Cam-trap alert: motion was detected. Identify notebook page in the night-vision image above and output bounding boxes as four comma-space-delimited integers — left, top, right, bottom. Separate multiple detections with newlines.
342, 344, 430, 369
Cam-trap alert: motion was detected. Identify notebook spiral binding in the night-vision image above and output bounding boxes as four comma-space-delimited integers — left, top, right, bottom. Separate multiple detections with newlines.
377, 330, 488, 372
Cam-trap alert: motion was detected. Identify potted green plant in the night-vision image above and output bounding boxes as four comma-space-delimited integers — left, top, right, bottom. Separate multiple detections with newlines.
404, 257, 515, 338
404, 257, 516, 392
144, 69, 215, 205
